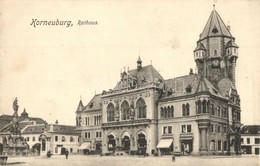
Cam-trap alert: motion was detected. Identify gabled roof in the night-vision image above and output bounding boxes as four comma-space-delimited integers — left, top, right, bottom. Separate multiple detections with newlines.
76, 99, 84, 112
160, 74, 227, 100
194, 43, 206, 52
200, 9, 232, 40
162, 74, 200, 99
113, 65, 164, 91
225, 40, 239, 48
50, 124, 77, 135
22, 124, 45, 134
241, 125, 260, 135
82, 94, 102, 112
128, 65, 164, 84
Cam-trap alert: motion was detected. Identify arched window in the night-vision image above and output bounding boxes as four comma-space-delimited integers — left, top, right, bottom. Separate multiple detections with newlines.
218, 140, 222, 151
164, 107, 167, 118
223, 141, 228, 151
198, 100, 201, 114
171, 106, 174, 117
217, 106, 221, 117
182, 104, 186, 116
186, 103, 190, 116
167, 106, 171, 118
160, 107, 164, 119
210, 140, 215, 151
214, 50, 217, 56
136, 98, 147, 119
121, 101, 130, 120
202, 100, 207, 113
107, 103, 115, 122
211, 104, 214, 115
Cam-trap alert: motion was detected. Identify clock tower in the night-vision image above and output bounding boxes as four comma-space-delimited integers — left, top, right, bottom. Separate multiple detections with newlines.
193, 7, 239, 89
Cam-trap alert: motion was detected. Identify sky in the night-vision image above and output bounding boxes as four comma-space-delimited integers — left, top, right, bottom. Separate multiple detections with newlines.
0, 0, 260, 126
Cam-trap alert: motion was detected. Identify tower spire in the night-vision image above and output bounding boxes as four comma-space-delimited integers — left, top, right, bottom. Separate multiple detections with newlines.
137, 56, 142, 71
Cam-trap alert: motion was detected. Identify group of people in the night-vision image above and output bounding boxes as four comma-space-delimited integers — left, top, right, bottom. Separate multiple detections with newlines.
46, 149, 69, 159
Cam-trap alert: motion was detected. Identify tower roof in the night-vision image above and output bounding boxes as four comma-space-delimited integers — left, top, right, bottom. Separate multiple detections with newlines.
21, 108, 29, 117
200, 9, 232, 40
225, 40, 239, 48
76, 99, 84, 112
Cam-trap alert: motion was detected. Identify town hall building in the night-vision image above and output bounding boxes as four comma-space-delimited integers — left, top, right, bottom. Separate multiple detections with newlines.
75, 7, 242, 156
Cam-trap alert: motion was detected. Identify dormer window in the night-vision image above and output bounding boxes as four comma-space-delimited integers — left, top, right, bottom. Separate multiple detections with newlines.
212, 25, 219, 34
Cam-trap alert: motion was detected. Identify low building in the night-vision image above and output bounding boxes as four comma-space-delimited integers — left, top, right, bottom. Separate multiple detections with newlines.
241, 125, 260, 155
37, 122, 80, 155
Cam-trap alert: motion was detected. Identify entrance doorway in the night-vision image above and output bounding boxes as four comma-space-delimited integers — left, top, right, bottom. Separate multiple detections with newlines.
137, 133, 147, 155
108, 135, 116, 151
41, 139, 46, 152
122, 136, 130, 151
181, 140, 193, 154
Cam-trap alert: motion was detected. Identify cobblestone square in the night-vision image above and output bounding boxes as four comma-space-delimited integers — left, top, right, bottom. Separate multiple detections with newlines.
4, 155, 259, 166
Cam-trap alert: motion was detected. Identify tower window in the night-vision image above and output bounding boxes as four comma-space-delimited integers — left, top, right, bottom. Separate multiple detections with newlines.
234, 48, 236, 53
214, 50, 217, 56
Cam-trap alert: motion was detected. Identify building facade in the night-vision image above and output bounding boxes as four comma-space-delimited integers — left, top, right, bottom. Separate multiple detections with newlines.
0, 109, 79, 156
241, 125, 260, 155
76, 7, 242, 156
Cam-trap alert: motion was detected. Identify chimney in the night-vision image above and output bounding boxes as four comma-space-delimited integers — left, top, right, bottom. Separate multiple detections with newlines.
189, 68, 194, 75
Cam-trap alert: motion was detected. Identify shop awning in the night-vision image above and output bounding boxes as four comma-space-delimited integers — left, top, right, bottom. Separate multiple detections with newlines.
156, 139, 173, 148
79, 142, 91, 150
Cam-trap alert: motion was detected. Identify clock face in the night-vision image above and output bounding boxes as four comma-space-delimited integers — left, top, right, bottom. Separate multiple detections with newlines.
212, 60, 219, 66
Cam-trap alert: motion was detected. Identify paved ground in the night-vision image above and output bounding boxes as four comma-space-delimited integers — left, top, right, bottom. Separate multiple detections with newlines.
4, 155, 260, 166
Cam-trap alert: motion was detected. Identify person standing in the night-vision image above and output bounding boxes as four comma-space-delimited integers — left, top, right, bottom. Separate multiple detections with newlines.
65, 149, 69, 159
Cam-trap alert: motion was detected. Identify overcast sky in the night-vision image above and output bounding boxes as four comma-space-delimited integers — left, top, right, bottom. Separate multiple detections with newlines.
0, 0, 260, 126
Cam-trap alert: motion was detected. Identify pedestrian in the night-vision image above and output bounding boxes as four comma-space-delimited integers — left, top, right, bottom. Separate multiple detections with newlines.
65, 149, 69, 159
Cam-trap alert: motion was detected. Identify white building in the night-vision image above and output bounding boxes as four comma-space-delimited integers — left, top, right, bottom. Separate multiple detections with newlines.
241, 125, 260, 155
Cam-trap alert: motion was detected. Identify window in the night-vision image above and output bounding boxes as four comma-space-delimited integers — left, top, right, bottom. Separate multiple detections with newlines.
223, 126, 227, 133
217, 125, 221, 132
33, 137, 35, 142
107, 103, 115, 122
85, 132, 91, 139
163, 126, 172, 134
70, 136, 74, 142
202, 100, 207, 113
182, 103, 190, 116
96, 131, 102, 138
214, 50, 217, 56
94, 115, 101, 125
210, 104, 214, 115
247, 138, 250, 144
181, 125, 192, 133
255, 138, 260, 144
187, 125, 191, 133
121, 101, 130, 120
223, 108, 227, 118
234, 48, 236, 53
55, 136, 58, 142
168, 126, 172, 134
62, 136, 66, 142
210, 140, 215, 151
211, 124, 214, 133
161, 106, 174, 119
137, 98, 147, 119
241, 138, 244, 144
217, 106, 221, 117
